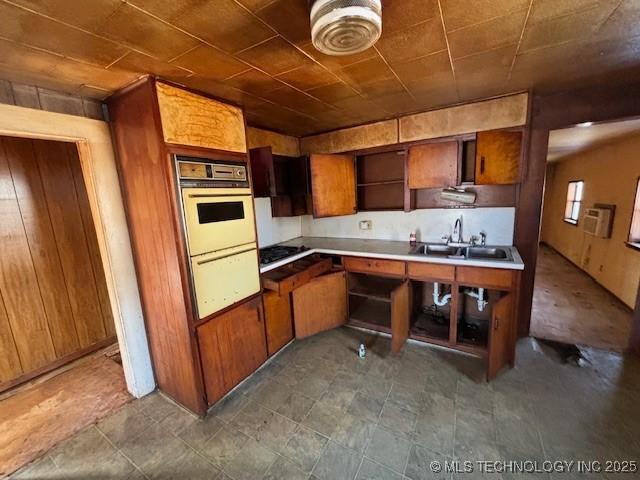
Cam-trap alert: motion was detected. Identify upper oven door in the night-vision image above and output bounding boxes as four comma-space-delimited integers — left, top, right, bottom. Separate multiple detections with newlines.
182, 187, 256, 256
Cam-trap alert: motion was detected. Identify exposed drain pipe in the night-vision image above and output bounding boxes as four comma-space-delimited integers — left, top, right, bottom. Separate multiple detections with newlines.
464, 288, 488, 312
433, 282, 452, 306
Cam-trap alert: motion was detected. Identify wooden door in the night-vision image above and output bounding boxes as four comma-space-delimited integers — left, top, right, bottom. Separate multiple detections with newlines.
196, 317, 227, 404
408, 142, 459, 189
487, 293, 514, 379
217, 297, 268, 391
0, 137, 116, 391
292, 270, 347, 338
249, 146, 276, 197
310, 154, 356, 217
263, 291, 293, 355
391, 280, 410, 354
475, 130, 522, 185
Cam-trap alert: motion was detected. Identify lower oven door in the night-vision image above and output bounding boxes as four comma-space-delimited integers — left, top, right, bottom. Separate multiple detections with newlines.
191, 243, 261, 319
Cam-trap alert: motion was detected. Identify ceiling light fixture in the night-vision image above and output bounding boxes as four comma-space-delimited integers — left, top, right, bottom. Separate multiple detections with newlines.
577, 122, 593, 127
310, 0, 382, 56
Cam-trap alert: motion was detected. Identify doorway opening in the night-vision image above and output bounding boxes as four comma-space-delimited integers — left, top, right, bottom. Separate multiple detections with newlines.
531, 118, 640, 355
0, 136, 130, 476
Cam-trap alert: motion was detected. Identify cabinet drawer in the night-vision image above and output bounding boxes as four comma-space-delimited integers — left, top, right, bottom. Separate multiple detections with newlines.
262, 256, 332, 295
456, 266, 514, 290
343, 256, 405, 277
407, 262, 455, 282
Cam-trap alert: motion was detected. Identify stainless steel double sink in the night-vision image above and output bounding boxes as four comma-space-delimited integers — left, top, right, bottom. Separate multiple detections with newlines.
410, 243, 513, 261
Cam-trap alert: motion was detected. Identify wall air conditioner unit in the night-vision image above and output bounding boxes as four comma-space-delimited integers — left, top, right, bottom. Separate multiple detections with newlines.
583, 207, 613, 238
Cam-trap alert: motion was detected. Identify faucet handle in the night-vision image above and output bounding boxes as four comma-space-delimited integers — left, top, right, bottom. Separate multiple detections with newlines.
470, 235, 479, 246
479, 231, 487, 246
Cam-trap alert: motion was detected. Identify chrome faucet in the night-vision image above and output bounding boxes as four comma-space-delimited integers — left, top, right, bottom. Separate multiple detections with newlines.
453, 215, 463, 244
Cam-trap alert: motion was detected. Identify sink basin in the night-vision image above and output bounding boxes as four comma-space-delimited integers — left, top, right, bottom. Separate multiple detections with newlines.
413, 244, 460, 256
462, 247, 511, 260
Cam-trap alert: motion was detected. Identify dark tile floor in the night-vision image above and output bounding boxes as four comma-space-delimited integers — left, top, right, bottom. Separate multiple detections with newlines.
10, 327, 640, 480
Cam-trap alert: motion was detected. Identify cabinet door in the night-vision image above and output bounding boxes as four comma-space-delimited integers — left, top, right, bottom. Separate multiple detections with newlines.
310, 154, 356, 217
292, 270, 347, 338
250, 147, 276, 197
408, 142, 459, 189
217, 297, 268, 389
391, 280, 410, 354
487, 293, 514, 380
197, 318, 227, 405
475, 130, 522, 185
263, 291, 293, 356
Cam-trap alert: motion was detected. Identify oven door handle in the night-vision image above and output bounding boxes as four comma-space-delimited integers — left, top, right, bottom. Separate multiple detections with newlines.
187, 193, 252, 198
196, 247, 255, 265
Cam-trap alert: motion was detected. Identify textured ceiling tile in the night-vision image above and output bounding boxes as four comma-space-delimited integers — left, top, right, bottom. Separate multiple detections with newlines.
520, 4, 617, 53
172, 0, 275, 53
0, 2, 127, 66
382, 0, 439, 34
236, 0, 278, 11
376, 18, 447, 65
594, 0, 640, 41
528, 0, 617, 24
391, 50, 453, 85
237, 36, 312, 75
305, 82, 360, 103
125, 0, 207, 22
372, 91, 419, 115
260, 85, 329, 116
52, 59, 139, 91
406, 83, 459, 108
9, 0, 122, 30
107, 51, 192, 79
0, 38, 59, 75
224, 68, 285, 95
171, 43, 249, 80
447, 9, 528, 59
178, 76, 254, 105
441, 0, 530, 31
275, 63, 338, 91
359, 77, 407, 99
96, 3, 200, 61
338, 56, 395, 87
453, 44, 516, 81
255, 0, 311, 45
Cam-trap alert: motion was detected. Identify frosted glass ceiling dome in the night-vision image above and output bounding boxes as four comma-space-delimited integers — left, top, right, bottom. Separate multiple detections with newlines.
310, 0, 382, 56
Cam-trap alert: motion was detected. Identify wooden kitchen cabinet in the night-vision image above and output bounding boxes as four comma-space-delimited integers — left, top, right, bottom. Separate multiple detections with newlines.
197, 297, 268, 405
408, 141, 459, 189
292, 270, 347, 338
487, 293, 515, 379
249, 146, 289, 198
310, 154, 357, 217
263, 290, 293, 356
475, 130, 522, 185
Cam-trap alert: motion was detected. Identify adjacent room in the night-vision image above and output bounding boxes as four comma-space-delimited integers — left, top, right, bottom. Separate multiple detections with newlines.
532, 119, 640, 353
1, 1, 639, 479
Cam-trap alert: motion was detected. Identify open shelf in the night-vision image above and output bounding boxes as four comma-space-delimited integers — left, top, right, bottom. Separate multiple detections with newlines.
348, 272, 403, 302
348, 295, 391, 333
453, 285, 503, 351
409, 280, 452, 343
356, 149, 405, 211
357, 180, 404, 187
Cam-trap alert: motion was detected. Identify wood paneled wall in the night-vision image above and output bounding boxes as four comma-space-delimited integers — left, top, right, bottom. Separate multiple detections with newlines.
246, 127, 300, 157
0, 137, 115, 389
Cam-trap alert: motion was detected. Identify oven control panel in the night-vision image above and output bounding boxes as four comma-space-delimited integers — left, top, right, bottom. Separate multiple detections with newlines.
176, 156, 249, 188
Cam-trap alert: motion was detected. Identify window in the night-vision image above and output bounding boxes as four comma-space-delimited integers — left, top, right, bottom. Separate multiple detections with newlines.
564, 180, 584, 224
629, 177, 640, 246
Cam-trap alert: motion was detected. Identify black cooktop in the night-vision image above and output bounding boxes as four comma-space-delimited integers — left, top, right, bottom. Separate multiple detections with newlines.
259, 245, 307, 266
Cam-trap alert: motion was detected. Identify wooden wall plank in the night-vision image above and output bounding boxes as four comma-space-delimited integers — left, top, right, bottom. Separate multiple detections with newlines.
0, 138, 56, 371
33, 140, 107, 347
67, 142, 115, 337
3, 137, 80, 357
301, 119, 398, 154
0, 290, 22, 382
246, 126, 300, 157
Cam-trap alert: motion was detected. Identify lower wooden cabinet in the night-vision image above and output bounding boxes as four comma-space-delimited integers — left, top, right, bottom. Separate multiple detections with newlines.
292, 270, 348, 338
197, 297, 267, 405
263, 290, 293, 356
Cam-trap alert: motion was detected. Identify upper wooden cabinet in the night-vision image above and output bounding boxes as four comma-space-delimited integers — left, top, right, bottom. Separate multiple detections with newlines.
310, 153, 356, 218
249, 146, 279, 197
475, 130, 522, 185
155, 82, 247, 153
408, 141, 459, 189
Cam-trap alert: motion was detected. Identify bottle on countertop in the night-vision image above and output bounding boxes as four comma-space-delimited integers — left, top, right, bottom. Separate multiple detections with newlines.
358, 343, 366, 359
409, 231, 417, 246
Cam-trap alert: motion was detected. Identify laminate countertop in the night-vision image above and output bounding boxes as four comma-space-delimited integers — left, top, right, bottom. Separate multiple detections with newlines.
260, 237, 524, 273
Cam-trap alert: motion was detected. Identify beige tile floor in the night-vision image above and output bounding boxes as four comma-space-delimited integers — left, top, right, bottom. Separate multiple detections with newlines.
531, 245, 633, 352
10, 327, 640, 480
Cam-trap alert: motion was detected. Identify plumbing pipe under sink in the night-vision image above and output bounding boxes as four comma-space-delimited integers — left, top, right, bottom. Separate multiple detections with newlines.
433, 282, 452, 306
464, 287, 488, 312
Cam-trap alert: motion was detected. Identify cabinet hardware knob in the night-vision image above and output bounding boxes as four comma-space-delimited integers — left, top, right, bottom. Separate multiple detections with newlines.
480, 156, 485, 174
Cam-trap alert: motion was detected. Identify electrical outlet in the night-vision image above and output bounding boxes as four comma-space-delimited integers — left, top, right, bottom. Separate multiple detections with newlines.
359, 220, 372, 230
